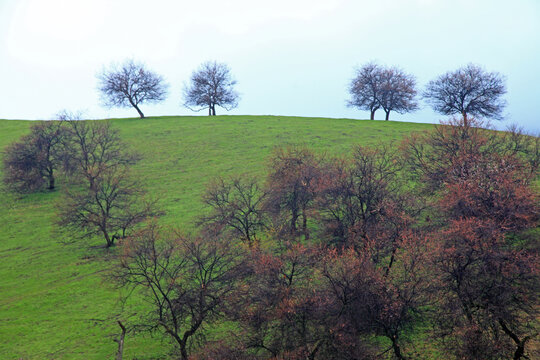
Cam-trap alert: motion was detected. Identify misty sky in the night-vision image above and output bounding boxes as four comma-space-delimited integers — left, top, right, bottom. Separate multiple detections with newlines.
1, 0, 539, 131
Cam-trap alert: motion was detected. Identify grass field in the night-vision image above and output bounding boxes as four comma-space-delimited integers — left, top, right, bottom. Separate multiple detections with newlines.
0, 115, 433, 359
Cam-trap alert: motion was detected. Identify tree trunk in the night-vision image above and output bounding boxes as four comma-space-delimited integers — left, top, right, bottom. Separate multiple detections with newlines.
498, 319, 530, 360
462, 111, 468, 127
212, 104, 216, 116
104, 231, 114, 248
208, 105, 212, 116
302, 212, 309, 240
370, 109, 376, 120
390, 335, 406, 360
114, 321, 126, 360
245, 232, 252, 248
385, 110, 390, 121
385, 245, 397, 277
290, 208, 298, 236
47, 174, 55, 190
180, 343, 189, 360
133, 105, 144, 118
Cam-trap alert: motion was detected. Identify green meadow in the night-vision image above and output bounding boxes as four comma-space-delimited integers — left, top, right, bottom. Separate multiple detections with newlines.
0, 115, 432, 359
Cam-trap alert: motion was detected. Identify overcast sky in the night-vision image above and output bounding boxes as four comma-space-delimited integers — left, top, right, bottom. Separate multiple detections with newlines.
1, 0, 539, 131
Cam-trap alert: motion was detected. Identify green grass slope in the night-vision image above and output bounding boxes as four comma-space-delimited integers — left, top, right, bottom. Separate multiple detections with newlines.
0, 115, 432, 359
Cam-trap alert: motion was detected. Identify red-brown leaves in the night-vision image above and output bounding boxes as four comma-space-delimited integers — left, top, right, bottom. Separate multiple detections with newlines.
432, 216, 540, 359
265, 146, 324, 240
441, 153, 538, 232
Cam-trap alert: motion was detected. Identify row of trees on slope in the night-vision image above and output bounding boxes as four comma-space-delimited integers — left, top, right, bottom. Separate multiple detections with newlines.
112, 118, 539, 360
97, 59, 506, 123
3, 112, 155, 246
347, 63, 506, 124
98, 60, 238, 118
3, 116, 538, 359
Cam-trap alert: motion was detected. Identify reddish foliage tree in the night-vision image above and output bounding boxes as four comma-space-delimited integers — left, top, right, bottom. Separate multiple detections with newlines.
236, 241, 382, 359
440, 151, 539, 232
402, 117, 540, 359
315, 145, 411, 257
433, 219, 539, 360
236, 243, 334, 359
322, 230, 433, 360
265, 146, 323, 240
191, 340, 255, 360
401, 117, 539, 195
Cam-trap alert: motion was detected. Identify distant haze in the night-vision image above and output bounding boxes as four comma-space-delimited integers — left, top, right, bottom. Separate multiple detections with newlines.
1, 0, 539, 132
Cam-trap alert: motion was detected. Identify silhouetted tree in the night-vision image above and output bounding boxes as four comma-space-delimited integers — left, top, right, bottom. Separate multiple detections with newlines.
117, 223, 246, 360
98, 59, 168, 118
200, 175, 267, 247
423, 64, 506, 126
378, 67, 418, 120
183, 61, 239, 116
347, 62, 382, 120
3, 120, 69, 192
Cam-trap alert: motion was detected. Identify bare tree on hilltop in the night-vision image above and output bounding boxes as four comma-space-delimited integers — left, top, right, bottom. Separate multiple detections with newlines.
423, 63, 506, 127
378, 67, 418, 120
348, 62, 418, 120
348, 62, 382, 120
183, 61, 239, 116
98, 59, 168, 119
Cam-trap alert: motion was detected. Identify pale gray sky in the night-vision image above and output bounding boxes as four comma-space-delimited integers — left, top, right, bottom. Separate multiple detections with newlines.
1, 0, 539, 131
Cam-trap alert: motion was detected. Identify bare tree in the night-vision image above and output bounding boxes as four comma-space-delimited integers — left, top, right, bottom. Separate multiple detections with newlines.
57, 120, 153, 247
423, 64, 506, 126
378, 67, 418, 121
98, 59, 168, 119
3, 120, 69, 192
183, 61, 239, 116
116, 223, 246, 359
65, 120, 139, 190
199, 175, 267, 247
57, 165, 154, 247
347, 62, 382, 120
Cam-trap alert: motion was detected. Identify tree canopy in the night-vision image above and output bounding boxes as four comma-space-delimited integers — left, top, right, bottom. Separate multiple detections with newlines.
423, 63, 506, 126
98, 59, 168, 119
183, 61, 239, 116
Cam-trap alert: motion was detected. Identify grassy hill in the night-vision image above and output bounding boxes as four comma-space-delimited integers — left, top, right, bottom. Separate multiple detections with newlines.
0, 115, 433, 359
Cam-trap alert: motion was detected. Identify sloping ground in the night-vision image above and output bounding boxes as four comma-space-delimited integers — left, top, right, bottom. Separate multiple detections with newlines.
0, 115, 432, 359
